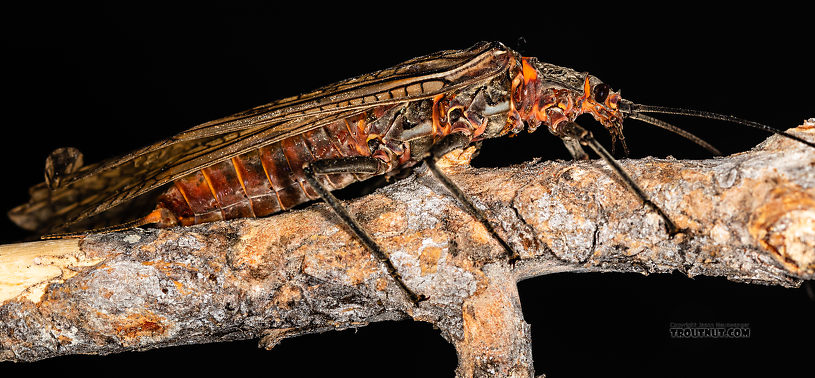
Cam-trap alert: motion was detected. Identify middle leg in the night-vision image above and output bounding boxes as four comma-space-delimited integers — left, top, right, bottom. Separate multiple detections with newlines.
424, 132, 522, 264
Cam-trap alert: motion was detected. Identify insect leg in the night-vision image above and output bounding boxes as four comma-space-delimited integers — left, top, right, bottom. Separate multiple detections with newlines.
425, 133, 522, 264
302, 157, 427, 305
560, 136, 590, 160
557, 121, 682, 236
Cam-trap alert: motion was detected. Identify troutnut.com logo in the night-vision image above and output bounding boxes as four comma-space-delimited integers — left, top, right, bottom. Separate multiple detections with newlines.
669, 322, 751, 338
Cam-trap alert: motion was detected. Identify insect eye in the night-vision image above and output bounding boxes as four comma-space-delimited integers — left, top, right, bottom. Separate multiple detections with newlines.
593, 83, 610, 103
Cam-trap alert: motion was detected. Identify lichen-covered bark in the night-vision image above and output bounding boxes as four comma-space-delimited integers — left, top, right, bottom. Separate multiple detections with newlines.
1, 124, 814, 377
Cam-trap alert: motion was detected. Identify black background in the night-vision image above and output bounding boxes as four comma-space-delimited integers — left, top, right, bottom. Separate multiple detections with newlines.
1, 4, 813, 377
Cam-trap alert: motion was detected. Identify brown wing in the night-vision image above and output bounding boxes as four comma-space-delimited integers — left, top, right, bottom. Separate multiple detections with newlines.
9, 41, 515, 233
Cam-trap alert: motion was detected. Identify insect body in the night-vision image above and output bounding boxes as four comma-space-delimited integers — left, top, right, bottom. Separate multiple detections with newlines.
9, 43, 603, 230
10, 41, 814, 304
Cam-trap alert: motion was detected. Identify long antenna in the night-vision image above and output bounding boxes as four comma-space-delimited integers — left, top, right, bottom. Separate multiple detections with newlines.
626, 103, 815, 150
626, 112, 721, 155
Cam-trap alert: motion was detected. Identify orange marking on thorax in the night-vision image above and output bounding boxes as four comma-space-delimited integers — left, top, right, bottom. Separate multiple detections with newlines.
431, 93, 445, 138
355, 118, 370, 155
579, 76, 590, 104
521, 58, 537, 85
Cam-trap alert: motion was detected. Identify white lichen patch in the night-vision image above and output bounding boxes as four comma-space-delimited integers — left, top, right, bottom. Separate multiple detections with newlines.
389, 238, 478, 303
123, 234, 141, 244
710, 222, 732, 245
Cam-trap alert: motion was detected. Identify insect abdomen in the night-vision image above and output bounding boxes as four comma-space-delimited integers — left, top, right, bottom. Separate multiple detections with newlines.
156, 117, 372, 227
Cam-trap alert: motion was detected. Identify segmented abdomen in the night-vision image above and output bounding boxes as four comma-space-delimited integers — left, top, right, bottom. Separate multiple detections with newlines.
156, 112, 374, 227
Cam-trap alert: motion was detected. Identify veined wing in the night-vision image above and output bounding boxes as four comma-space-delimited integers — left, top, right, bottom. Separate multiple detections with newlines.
176, 41, 514, 140
10, 41, 515, 232
62, 41, 514, 188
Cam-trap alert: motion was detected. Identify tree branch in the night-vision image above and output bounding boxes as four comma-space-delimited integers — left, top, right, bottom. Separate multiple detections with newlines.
2, 124, 814, 376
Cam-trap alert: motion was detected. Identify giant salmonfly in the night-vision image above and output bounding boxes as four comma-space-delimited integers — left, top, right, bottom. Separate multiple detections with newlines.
9, 41, 815, 304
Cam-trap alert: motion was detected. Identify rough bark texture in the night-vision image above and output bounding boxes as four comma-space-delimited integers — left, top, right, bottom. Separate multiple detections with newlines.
2, 124, 814, 377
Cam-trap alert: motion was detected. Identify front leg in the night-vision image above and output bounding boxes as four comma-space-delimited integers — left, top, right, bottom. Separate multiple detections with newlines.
560, 136, 590, 160
556, 121, 681, 236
